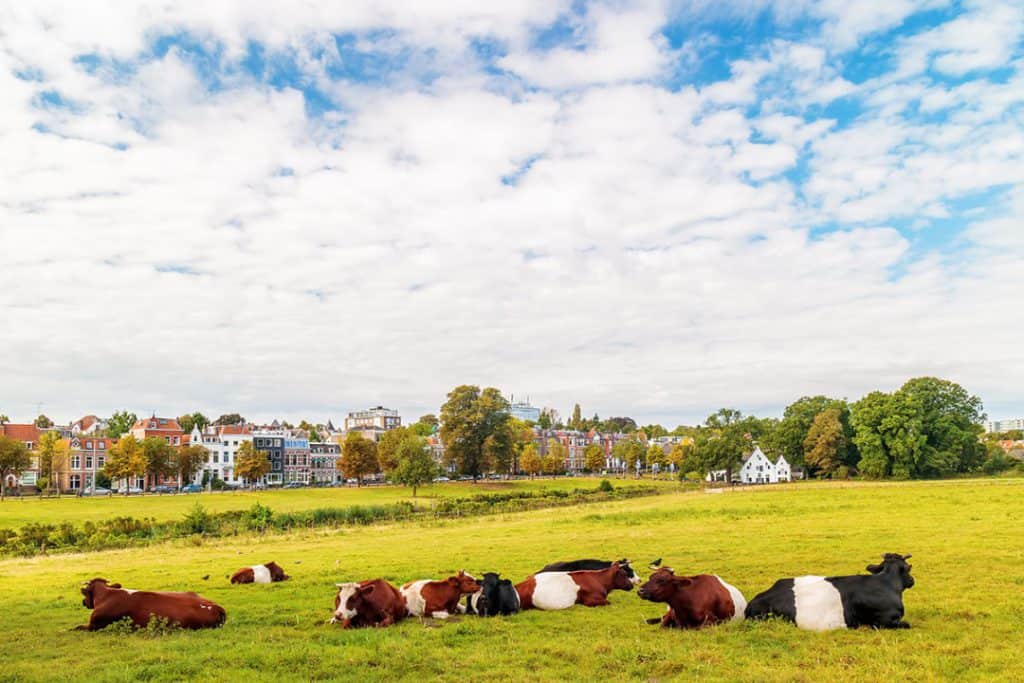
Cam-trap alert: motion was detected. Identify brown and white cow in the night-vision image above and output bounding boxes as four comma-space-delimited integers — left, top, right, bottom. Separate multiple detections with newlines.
638, 566, 746, 628
230, 561, 289, 584
401, 570, 481, 619
516, 562, 635, 610
76, 578, 226, 631
331, 578, 408, 628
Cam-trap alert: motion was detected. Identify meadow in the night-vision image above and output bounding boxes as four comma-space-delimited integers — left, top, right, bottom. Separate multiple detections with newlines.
0, 477, 677, 528
1, 478, 1021, 682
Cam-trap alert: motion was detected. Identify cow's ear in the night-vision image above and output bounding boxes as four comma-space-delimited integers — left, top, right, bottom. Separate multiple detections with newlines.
110, 583, 122, 589
358, 585, 375, 595
335, 583, 345, 589
674, 577, 693, 587
866, 563, 883, 573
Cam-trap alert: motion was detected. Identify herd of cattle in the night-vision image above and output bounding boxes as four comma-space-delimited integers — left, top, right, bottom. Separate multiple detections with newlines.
76, 553, 915, 633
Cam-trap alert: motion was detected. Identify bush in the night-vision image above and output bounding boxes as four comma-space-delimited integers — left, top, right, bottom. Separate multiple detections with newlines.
598, 479, 614, 493
180, 503, 212, 535
244, 502, 274, 532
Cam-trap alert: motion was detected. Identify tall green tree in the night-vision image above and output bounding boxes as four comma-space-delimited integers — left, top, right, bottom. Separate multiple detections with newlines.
339, 432, 379, 486
640, 424, 668, 439
141, 436, 176, 486
391, 435, 437, 496
178, 412, 210, 434
34, 414, 54, 429
694, 409, 750, 481
0, 414, 10, 425
601, 416, 638, 433
803, 408, 848, 477
570, 404, 582, 430
213, 413, 246, 426
176, 444, 207, 486
376, 426, 411, 474
647, 443, 668, 470
767, 396, 854, 471
106, 411, 137, 439
0, 436, 31, 501
439, 385, 511, 480
235, 441, 271, 486
104, 436, 147, 494
613, 437, 646, 472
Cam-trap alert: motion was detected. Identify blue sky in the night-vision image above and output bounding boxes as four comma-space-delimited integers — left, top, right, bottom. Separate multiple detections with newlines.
0, 0, 1022, 426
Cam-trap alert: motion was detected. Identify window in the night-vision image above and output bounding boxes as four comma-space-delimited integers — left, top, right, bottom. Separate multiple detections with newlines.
173, 436, 180, 445
213, 454, 219, 463
98, 456, 105, 467
71, 455, 81, 469
99, 441, 105, 450
69, 474, 81, 490
85, 456, 93, 469
85, 441, 92, 449
164, 437, 170, 443
25, 442, 33, 449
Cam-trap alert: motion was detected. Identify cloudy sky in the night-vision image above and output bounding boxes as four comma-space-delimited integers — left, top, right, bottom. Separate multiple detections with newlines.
1, 1, 1022, 428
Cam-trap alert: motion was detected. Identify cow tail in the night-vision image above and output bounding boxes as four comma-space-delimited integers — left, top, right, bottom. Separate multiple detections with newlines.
215, 605, 227, 627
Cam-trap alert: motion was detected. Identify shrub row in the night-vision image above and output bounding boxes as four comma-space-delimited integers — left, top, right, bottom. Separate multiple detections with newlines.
0, 481, 667, 557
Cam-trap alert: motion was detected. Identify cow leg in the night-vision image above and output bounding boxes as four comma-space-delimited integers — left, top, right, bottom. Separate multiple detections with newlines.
660, 609, 678, 628
577, 591, 610, 607
377, 613, 396, 628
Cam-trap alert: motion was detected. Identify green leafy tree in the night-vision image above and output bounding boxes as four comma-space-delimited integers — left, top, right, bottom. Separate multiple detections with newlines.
178, 412, 210, 434
520, 444, 542, 478
0, 436, 31, 501
767, 396, 854, 471
176, 444, 207, 486
545, 438, 567, 475
640, 424, 668, 439
213, 413, 245, 426
141, 436, 176, 486
583, 444, 605, 472
439, 385, 511, 480
483, 419, 518, 475
570, 404, 582, 430
647, 443, 668, 470
537, 410, 552, 429
613, 437, 645, 473
339, 432, 379, 486
106, 411, 137, 439
803, 408, 848, 477
0, 414, 10, 425
235, 441, 271, 486
34, 414, 54, 429
298, 420, 322, 441
391, 435, 437, 496
694, 409, 749, 482
600, 416, 638, 433
376, 426, 410, 474
37, 431, 69, 494
104, 436, 147, 494
419, 414, 439, 427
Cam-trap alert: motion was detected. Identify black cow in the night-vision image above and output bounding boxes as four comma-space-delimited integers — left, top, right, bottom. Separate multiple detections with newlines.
745, 553, 915, 631
537, 559, 642, 585
466, 572, 520, 616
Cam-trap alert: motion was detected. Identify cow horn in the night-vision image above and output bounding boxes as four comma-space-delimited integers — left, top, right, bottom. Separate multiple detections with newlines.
903, 554, 912, 560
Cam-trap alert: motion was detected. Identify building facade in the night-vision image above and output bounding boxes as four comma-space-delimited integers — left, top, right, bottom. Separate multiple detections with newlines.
284, 436, 311, 484
63, 436, 115, 492
985, 418, 1024, 433
190, 425, 254, 486
0, 424, 42, 488
253, 429, 286, 485
310, 442, 341, 484
344, 406, 401, 432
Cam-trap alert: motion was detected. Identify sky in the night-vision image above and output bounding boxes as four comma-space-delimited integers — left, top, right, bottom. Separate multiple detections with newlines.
1, 0, 1022, 428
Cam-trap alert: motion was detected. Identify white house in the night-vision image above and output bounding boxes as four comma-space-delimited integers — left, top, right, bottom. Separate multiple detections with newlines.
707, 447, 793, 484
774, 454, 792, 482
189, 425, 254, 485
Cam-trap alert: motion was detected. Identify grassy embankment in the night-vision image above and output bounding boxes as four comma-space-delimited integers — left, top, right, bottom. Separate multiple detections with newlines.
1, 478, 1021, 682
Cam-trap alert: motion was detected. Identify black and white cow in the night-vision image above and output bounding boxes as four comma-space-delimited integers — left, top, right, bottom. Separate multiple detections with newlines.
466, 572, 521, 616
745, 553, 915, 630
537, 559, 642, 586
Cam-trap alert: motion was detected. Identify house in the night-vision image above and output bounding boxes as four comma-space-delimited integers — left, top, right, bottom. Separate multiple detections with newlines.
310, 442, 341, 484
344, 406, 401, 432
129, 416, 184, 488
283, 434, 311, 484
0, 423, 42, 488
64, 436, 116, 492
707, 447, 792, 484
190, 424, 254, 486
69, 415, 108, 436
252, 428, 287, 485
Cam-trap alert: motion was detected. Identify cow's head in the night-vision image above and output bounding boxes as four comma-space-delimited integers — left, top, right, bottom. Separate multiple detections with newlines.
331, 582, 372, 625
480, 572, 501, 589
80, 578, 119, 609
448, 570, 481, 595
638, 567, 688, 603
616, 559, 642, 585
266, 561, 289, 582
609, 562, 635, 592
867, 553, 914, 589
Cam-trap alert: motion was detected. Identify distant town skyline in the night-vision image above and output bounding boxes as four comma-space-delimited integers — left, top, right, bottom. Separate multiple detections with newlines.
2, 2, 1022, 427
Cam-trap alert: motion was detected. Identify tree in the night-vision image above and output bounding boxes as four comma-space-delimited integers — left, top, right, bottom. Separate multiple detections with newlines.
391, 435, 437, 496
537, 410, 552, 430
34, 414, 54, 429
104, 436, 147, 494
520, 444, 541, 478
339, 432, 379, 486
176, 444, 207, 485
600, 416, 637, 433
235, 441, 271, 486
612, 437, 645, 473
647, 443, 668, 470
0, 414, 9, 425
483, 419, 518, 475
570, 404, 582, 430
106, 411, 137, 439
767, 396, 854, 471
0, 436, 31, 501
297, 420, 322, 441
214, 413, 245, 426
178, 412, 210, 434
376, 426, 410, 474
668, 440, 696, 472
545, 439, 567, 475
418, 414, 439, 427
803, 408, 847, 477
37, 431, 69, 494
584, 444, 605, 472
640, 424, 668, 439
693, 409, 750, 482
141, 437, 176, 487
439, 385, 511, 480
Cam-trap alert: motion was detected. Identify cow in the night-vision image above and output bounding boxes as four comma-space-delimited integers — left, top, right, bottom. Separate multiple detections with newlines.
401, 570, 481, 619
745, 553, 915, 631
331, 579, 408, 628
76, 578, 226, 631
466, 572, 520, 616
537, 558, 643, 585
516, 562, 634, 610
638, 566, 746, 628
230, 561, 289, 584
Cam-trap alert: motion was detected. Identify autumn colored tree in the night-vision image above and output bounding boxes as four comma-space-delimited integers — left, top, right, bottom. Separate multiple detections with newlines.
235, 441, 271, 486
37, 431, 69, 494
520, 443, 541, 478
583, 443, 605, 472
376, 426, 411, 474
545, 439, 567, 475
176, 444, 207, 485
104, 436, 147, 494
339, 432, 379, 486
0, 436, 31, 501
439, 385, 511, 480
141, 436, 176, 487
803, 408, 848, 477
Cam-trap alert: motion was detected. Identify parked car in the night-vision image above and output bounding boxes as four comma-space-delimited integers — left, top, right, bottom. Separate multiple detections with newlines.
150, 485, 176, 494
79, 487, 112, 496
180, 484, 204, 493
282, 482, 306, 489
116, 486, 143, 495
434, 476, 450, 482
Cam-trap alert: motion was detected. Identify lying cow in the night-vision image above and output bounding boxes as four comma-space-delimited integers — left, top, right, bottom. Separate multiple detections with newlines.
401, 570, 481, 619
230, 561, 289, 584
331, 579, 408, 628
745, 553, 915, 630
638, 566, 746, 628
516, 562, 634, 610
76, 578, 226, 631
466, 572, 520, 616
537, 558, 642, 585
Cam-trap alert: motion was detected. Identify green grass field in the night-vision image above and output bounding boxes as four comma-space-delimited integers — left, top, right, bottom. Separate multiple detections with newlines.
1, 478, 1021, 682
0, 478, 676, 529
